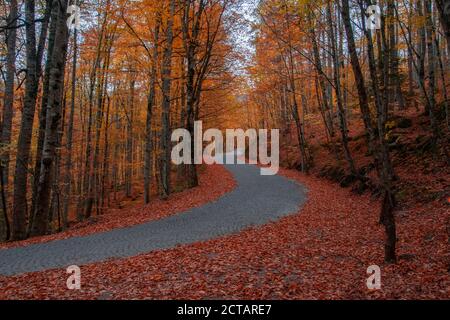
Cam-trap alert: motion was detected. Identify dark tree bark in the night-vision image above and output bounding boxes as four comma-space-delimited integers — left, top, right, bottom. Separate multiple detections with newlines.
424, 0, 439, 146
182, 0, 205, 188
160, 0, 175, 198
417, 0, 428, 110
0, 166, 10, 241
125, 77, 135, 198
30, 0, 57, 230
30, 0, 70, 236
63, 25, 78, 228
0, 0, 18, 240
326, 1, 358, 177
144, 13, 161, 204
310, 25, 335, 140
387, 1, 406, 109
100, 95, 111, 211
183, 1, 198, 187
435, 0, 450, 54
181, 0, 229, 185
12, 0, 40, 240
342, 0, 397, 263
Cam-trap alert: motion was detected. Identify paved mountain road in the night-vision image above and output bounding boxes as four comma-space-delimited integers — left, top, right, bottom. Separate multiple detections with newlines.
0, 162, 306, 276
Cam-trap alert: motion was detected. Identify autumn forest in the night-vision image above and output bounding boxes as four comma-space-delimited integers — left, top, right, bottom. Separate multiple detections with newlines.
0, 0, 448, 300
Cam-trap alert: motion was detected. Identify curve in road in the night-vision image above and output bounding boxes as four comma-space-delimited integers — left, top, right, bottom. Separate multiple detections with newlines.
0, 161, 306, 276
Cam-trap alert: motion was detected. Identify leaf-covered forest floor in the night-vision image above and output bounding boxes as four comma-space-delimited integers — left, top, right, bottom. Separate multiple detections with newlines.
0, 164, 236, 250
0, 166, 447, 299
0, 108, 448, 300
283, 107, 449, 208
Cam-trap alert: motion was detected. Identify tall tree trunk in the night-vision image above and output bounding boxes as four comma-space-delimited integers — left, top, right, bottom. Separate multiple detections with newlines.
342, 0, 397, 263
125, 78, 135, 198
387, 1, 406, 109
326, 1, 358, 177
424, 0, 439, 145
418, 0, 428, 111
30, 0, 57, 229
0, 166, 9, 241
81, 12, 107, 219
88, 40, 111, 217
12, 0, 40, 240
144, 14, 161, 204
407, 6, 414, 97
182, 0, 205, 189
30, 0, 70, 236
310, 24, 335, 140
63, 25, 78, 229
49, 91, 66, 231
100, 95, 111, 211
160, 0, 175, 198
0, 0, 18, 240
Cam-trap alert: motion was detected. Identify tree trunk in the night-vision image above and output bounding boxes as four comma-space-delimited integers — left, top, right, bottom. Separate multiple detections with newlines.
144, 14, 161, 204
182, 0, 204, 189
418, 0, 428, 111
81, 11, 107, 219
160, 0, 175, 198
310, 24, 334, 139
63, 26, 78, 229
30, 0, 57, 229
0, 0, 18, 240
12, 0, 40, 240
387, 1, 406, 109
125, 78, 135, 198
342, 0, 397, 263
424, 0, 439, 146
326, 1, 358, 177
30, 0, 70, 237
435, 0, 450, 54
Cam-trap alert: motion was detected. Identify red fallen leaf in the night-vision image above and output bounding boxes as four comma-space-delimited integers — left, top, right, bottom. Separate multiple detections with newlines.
147, 274, 164, 282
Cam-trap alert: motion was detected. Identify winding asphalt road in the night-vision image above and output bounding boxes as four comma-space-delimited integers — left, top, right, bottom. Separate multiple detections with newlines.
0, 156, 306, 276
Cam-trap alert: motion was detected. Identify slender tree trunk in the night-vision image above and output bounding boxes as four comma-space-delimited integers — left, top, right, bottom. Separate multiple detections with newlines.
160, 0, 175, 198
407, 6, 414, 97
144, 14, 161, 204
112, 95, 121, 202
342, 0, 397, 263
424, 0, 439, 145
326, 1, 358, 177
125, 78, 135, 198
387, 1, 405, 109
100, 95, 111, 211
310, 25, 334, 139
418, 0, 428, 111
88, 40, 111, 216
0, 0, 18, 240
182, 0, 204, 189
435, 37, 449, 129
63, 26, 78, 229
12, 0, 40, 240
81, 17, 107, 219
